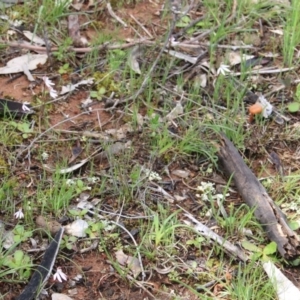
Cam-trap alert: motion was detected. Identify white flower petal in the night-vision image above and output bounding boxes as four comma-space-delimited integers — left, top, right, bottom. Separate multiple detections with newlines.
14, 208, 24, 219
49, 89, 58, 99
217, 64, 231, 76
53, 267, 67, 282
257, 95, 273, 118
42, 76, 54, 88
22, 102, 31, 112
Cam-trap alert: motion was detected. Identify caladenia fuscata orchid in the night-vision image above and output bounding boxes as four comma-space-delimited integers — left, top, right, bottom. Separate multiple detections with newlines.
42, 76, 58, 99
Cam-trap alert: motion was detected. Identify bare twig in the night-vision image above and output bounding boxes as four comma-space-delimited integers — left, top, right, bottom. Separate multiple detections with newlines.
179, 205, 248, 262
129, 14, 153, 38
106, 2, 127, 27
107, 19, 177, 109
231, 67, 295, 76
16, 110, 102, 159
3, 38, 154, 53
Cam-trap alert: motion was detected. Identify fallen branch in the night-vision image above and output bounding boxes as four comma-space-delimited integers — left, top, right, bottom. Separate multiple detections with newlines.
183, 211, 248, 262
2, 38, 154, 53
106, 2, 128, 28
217, 134, 300, 259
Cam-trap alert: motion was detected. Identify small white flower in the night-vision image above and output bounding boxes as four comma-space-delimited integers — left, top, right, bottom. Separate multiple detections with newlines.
66, 179, 75, 186
42, 76, 58, 99
217, 64, 231, 76
22, 102, 31, 112
213, 194, 225, 201
14, 208, 24, 219
87, 177, 99, 183
41, 152, 49, 161
42, 76, 55, 88
148, 171, 162, 181
144, 168, 162, 181
49, 89, 58, 99
196, 182, 215, 194
201, 194, 209, 201
169, 36, 179, 46
53, 267, 67, 282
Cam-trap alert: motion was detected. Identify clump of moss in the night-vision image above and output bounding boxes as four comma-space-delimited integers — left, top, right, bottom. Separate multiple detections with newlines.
93, 71, 121, 95
0, 155, 9, 175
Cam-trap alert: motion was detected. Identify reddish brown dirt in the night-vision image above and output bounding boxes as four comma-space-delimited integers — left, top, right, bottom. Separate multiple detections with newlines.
0, 1, 198, 299
2, 1, 300, 299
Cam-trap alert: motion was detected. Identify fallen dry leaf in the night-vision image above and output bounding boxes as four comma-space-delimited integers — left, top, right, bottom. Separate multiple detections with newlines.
115, 249, 142, 278
0, 54, 48, 74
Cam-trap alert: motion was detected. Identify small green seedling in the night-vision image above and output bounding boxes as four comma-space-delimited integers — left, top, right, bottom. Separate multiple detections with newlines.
9, 121, 33, 139
242, 241, 277, 261
68, 208, 88, 218
58, 63, 71, 75
61, 235, 77, 250
186, 236, 205, 247
86, 221, 106, 238
176, 15, 191, 28
3, 250, 32, 280
13, 225, 32, 243
90, 87, 106, 100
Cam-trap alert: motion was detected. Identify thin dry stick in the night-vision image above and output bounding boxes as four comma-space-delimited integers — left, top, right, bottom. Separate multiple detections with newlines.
126, 274, 156, 299
16, 110, 100, 159
108, 19, 177, 109
106, 2, 127, 27
129, 14, 153, 38
231, 67, 295, 76
3, 38, 154, 53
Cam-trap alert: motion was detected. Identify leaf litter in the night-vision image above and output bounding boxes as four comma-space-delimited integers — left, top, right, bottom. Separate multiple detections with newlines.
1, 0, 300, 299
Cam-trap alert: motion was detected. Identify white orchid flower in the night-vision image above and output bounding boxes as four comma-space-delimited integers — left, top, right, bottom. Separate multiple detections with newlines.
217, 64, 231, 76
14, 208, 24, 219
53, 267, 67, 282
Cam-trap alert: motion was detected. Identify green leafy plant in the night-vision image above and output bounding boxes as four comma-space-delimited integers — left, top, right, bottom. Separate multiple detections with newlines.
176, 15, 191, 28
58, 63, 71, 75
60, 235, 77, 250
3, 250, 32, 280
8, 121, 33, 139
68, 208, 88, 218
90, 87, 106, 101
242, 241, 277, 261
53, 37, 73, 61
186, 236, 205, 247
86, 221, 106, 238
13, 225, 32, 243
150, 205, 180, 247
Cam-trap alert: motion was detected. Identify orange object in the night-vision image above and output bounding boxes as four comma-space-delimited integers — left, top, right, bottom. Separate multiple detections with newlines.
248, 102, 263, 122
249, 103, 263, 115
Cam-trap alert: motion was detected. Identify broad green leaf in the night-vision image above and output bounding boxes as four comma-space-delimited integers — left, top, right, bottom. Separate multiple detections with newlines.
176, 16, 191, 28
14, 250, 24, 265
288, 220, 300, 230
287, 102, 300, 112
241, 240, 261, 253
263, 241, 277, 255
98, 86, 106, 94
